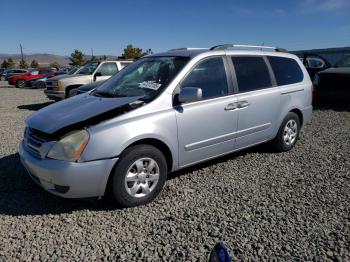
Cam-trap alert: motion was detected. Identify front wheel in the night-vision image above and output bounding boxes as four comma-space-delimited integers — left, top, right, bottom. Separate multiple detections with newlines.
16, 79, 25, 88
271, 112, 300, 152
67, 88, 77, 98
110, 144, 167, 207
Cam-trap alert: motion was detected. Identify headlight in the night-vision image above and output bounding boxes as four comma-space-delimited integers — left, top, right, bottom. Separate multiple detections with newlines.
51, 81, 58, 87
47, 130, 89, 162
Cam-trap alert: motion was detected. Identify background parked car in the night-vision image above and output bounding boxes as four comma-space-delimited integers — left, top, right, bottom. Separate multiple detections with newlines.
8, 68, 57, 88
26, 71, 57, 89
313, 54, 350, 101
0, 69, 28, 81
45, 60, 133, 100
302, 53, 331, 81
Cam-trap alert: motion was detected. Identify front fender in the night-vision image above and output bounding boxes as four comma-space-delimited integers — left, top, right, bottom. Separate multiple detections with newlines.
81, 108, 179, 169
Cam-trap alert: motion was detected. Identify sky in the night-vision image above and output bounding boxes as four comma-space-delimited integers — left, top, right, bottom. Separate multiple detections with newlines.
0, 0, 349, 56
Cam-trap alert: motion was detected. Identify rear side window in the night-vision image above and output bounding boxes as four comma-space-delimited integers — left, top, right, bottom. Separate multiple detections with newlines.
268, 56, 303, 86
231, 56, 272, 93
97, 62, 118, 76
181, 57, 228, 100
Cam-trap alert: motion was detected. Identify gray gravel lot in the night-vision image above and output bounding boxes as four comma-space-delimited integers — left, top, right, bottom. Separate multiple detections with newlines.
0, 87, 349, 261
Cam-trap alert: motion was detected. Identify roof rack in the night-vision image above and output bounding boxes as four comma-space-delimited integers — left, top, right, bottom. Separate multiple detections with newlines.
168, 47, 208, 51
210, 44, 288, 52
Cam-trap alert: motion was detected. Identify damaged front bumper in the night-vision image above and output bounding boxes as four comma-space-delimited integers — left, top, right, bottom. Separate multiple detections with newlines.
19, 141, 118, 199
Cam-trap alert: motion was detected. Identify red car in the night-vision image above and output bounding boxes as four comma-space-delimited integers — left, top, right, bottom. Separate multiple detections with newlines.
8, 68, 57, 88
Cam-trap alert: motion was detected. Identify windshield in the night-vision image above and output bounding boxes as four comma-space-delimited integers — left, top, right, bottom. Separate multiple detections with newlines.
335, 55, 350, 68
78, 62, 99, 75
68, 67, 78, 74
93, 56, 189, 101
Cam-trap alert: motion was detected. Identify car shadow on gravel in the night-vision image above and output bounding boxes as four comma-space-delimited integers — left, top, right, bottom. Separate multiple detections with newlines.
0, 144, 274, 216
168, 143, 274, 181
17, 102, 54, 111
0, 153, 116, 216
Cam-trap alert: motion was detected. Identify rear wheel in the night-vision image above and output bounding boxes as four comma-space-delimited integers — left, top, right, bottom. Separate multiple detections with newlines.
16, 79, 25, 88
36, 81, 46, 89
110, 144, 167, 207
271, 112, 300, 152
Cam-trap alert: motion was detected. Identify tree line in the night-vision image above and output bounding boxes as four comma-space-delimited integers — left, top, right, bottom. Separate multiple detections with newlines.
1, 44, 153, 69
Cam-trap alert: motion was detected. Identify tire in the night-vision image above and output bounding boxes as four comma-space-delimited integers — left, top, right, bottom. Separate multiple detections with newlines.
0, 76, 5, 81
36, 81, 45, 89
16, 79, 25, 88
271, 112, 300, 152
67, 88, 77, 98
110, 144, 167, 207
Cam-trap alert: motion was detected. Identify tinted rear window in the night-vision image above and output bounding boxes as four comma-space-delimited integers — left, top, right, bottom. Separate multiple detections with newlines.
231, 56, 272, 93
268, 56, 303, 86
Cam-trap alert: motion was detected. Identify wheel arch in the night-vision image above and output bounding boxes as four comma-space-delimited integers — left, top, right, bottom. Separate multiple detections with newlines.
65, 85, 82, 98
289, 108, 303, 126
123, 138, 174, 172
104, 137, 174, 197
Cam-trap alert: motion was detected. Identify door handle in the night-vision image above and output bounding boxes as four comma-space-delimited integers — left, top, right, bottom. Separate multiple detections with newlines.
238, 101, 250, 108
224, 102, 238, 111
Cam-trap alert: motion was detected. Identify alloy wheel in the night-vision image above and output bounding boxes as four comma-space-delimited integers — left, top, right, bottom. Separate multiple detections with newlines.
283, 119, 297, 146
124, 158, 160, 198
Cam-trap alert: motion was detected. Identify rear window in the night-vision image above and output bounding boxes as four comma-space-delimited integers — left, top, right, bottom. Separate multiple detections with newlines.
231, 56, 272, 93
268, 56, 303, 86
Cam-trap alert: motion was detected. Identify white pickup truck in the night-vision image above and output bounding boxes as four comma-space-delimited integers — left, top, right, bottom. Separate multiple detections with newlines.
44, 60, 133, 100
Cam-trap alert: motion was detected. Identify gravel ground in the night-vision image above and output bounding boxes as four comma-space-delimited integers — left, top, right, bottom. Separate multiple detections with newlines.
0, 88, 349, 261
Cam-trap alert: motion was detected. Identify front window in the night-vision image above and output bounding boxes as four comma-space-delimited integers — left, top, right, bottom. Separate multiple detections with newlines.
335, 56, 350, 68
93, 56, 189, 102
78, 62, 100, 75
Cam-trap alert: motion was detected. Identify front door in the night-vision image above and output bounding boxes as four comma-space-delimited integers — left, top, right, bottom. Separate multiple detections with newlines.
175, 56, 238, 167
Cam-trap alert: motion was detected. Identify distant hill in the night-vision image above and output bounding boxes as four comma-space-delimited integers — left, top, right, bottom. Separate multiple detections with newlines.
0, 53, 118, 67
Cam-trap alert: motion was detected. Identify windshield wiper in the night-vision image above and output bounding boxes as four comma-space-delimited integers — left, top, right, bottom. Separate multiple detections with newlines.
92, 90, 128, 98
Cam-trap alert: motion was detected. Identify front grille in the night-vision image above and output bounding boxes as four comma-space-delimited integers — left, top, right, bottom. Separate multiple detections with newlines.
24, 128, 54, 159
45, 81, 57, 90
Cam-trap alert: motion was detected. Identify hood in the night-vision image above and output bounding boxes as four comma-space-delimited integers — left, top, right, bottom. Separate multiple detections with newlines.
48, 74, 85, 81
26, 93, 143, 137
319, 67, 350, 75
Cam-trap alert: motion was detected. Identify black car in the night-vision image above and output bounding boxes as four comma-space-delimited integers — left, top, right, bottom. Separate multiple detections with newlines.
302, 53, 332, 81
312, 54, 350, 101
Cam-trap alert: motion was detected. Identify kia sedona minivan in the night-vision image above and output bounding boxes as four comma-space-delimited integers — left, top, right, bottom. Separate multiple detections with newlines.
19, 44, 312, 207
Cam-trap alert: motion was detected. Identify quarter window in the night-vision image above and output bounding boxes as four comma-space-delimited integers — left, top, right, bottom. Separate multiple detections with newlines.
268, 56, 303, 86
231, 56, 272, 93
180, 57, 228, 100
96, 62, 118, 76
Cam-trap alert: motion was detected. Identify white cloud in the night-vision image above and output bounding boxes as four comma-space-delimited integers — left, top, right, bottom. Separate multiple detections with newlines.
302, 0, 350, 12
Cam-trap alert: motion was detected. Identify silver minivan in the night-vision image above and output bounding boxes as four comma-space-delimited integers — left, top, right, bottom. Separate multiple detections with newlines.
19, 45, 313, 207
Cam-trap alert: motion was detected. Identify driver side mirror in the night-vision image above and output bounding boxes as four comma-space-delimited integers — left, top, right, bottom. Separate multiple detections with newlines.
94, 72, 102, 81
178, 87, 202, 103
